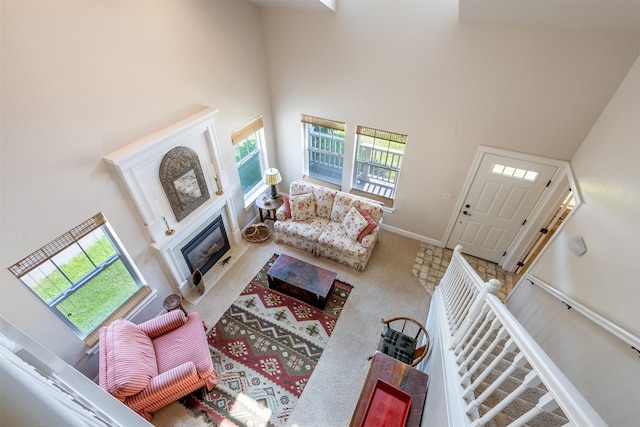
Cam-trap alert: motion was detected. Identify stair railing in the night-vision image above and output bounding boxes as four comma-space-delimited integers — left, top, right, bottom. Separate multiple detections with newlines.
0, 317, 151, 427
433, 245, 606, 427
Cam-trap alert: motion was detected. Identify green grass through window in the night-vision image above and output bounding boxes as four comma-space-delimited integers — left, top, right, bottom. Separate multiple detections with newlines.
32, 237, 139, 335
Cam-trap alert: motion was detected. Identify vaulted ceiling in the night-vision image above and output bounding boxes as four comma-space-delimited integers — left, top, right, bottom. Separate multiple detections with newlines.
459, 0, 640, 34
250, 0, 640, 34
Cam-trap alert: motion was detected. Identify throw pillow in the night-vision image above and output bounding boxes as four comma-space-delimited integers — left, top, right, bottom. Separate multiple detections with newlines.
331, 192, 355, 222
290, 192, 316, 221
282, 195, 292, 219
313, 187, 337, 219
358, 209, 378, 242
342, 206, 369, 241
290, 181, 315, 196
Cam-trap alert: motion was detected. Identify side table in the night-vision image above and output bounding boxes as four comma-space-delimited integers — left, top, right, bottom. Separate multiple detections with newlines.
350, 351, 429, 427
255, 194, 284, 222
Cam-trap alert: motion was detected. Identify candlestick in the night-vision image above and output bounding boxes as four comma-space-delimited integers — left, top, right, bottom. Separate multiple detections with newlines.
162, 216, 175, 236
214, 176, 223, 196
155, 200, 174, 235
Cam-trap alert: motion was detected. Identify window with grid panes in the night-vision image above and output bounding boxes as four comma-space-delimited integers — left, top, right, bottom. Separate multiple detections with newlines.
7, 213, 150, 346
301, 114, 346, 187
352, 125, 407, 206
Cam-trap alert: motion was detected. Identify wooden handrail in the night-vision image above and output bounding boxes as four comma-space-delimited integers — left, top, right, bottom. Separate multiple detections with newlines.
525, 273, 640, 355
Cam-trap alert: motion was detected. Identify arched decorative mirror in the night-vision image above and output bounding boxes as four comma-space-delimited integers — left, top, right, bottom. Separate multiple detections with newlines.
159, 146, 210, 222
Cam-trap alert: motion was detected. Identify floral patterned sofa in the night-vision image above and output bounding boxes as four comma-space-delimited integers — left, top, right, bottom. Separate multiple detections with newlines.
274, 180, 384, 271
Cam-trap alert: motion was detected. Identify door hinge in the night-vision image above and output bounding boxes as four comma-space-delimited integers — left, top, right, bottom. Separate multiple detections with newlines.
522, 219, 527, 226
517, 261, 525, 267
546, 180, 552, 187
540, 228, 549, 234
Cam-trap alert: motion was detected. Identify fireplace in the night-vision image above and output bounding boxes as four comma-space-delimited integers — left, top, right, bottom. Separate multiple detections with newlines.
103, 107, 249, 302
181, 215, 230, 276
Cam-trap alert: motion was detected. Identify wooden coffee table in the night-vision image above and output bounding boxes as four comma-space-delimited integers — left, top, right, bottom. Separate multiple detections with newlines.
267, 254, 337, 309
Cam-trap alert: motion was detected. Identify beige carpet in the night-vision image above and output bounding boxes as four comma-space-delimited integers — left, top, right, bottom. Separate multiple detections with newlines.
151, 228, 430, 427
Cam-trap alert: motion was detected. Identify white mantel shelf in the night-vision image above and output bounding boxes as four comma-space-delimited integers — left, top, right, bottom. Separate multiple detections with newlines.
104, 106, 244, 299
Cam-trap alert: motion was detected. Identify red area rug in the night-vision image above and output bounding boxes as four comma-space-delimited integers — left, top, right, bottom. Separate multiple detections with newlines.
180, 253, 352, 426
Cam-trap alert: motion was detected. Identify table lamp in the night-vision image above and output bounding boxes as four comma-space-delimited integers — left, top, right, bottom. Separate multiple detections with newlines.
263, 168, 282, 199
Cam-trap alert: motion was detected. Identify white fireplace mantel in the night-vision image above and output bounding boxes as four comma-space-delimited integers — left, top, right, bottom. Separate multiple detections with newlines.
104, 107, 245, 299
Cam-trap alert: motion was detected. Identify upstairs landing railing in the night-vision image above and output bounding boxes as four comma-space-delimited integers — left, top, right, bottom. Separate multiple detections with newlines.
432, 245, 606, 427
0, 317, 150, 427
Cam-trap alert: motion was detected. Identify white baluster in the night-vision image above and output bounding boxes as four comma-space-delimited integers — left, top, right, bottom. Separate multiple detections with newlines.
441, 266, 459, 314
434, 244, 606, 427
448, 272, 470, 321
466, 352, 528, 415
508, 393, 559, 427
451, 286, 476, 338
463, 336, 516, 399
456, 308, 494, 359
450, 285, 473, 331
452, 278, 501, 347
444, 248, 466, 307
471, 371, 542, 427
458, 317, 502, 377
441, 251, 463, 302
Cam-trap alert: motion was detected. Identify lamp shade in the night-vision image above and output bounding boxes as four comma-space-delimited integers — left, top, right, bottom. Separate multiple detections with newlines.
263, 168, 282, 186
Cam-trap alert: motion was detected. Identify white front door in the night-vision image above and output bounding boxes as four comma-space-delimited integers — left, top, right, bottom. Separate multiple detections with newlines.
447, 153, 558, 263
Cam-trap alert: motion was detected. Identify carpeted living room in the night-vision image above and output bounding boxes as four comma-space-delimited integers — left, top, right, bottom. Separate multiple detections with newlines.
151, 228, 431, 427
2, 0, 639, 426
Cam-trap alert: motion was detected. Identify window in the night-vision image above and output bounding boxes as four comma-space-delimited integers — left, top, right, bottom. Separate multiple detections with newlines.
301, 114, 346, 186
352, 125, 407, 206
7, 213, 150, 346
491, 163, 539, 182
232, 116, 267, 203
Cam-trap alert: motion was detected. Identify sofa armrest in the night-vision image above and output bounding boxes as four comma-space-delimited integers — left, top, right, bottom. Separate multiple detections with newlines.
125, 361, 199, 409
98, 327, 110, 393
137, 310, 187, 338
276, 205, 287, 221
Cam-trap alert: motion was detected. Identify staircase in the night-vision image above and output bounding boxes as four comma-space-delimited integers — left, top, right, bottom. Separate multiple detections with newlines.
467, 328, 568, 426
419, 245, 606, 427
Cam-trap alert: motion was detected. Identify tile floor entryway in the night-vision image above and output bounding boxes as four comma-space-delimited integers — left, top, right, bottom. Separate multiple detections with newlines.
413, 242, 520, 301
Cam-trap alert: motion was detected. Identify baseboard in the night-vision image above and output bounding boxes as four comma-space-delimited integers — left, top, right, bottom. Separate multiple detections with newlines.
380, 223, 442, 247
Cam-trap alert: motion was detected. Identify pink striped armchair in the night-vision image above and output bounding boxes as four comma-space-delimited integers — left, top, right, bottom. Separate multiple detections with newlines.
99, 310, 218, 421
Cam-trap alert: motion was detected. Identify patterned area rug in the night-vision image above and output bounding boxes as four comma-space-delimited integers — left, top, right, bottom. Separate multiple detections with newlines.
180, 253, 352, 426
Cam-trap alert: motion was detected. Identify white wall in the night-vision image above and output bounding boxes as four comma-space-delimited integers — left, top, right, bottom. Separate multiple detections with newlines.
0, 1, 273, 377
260, 1, 640, 243
506, 56, 640, 426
